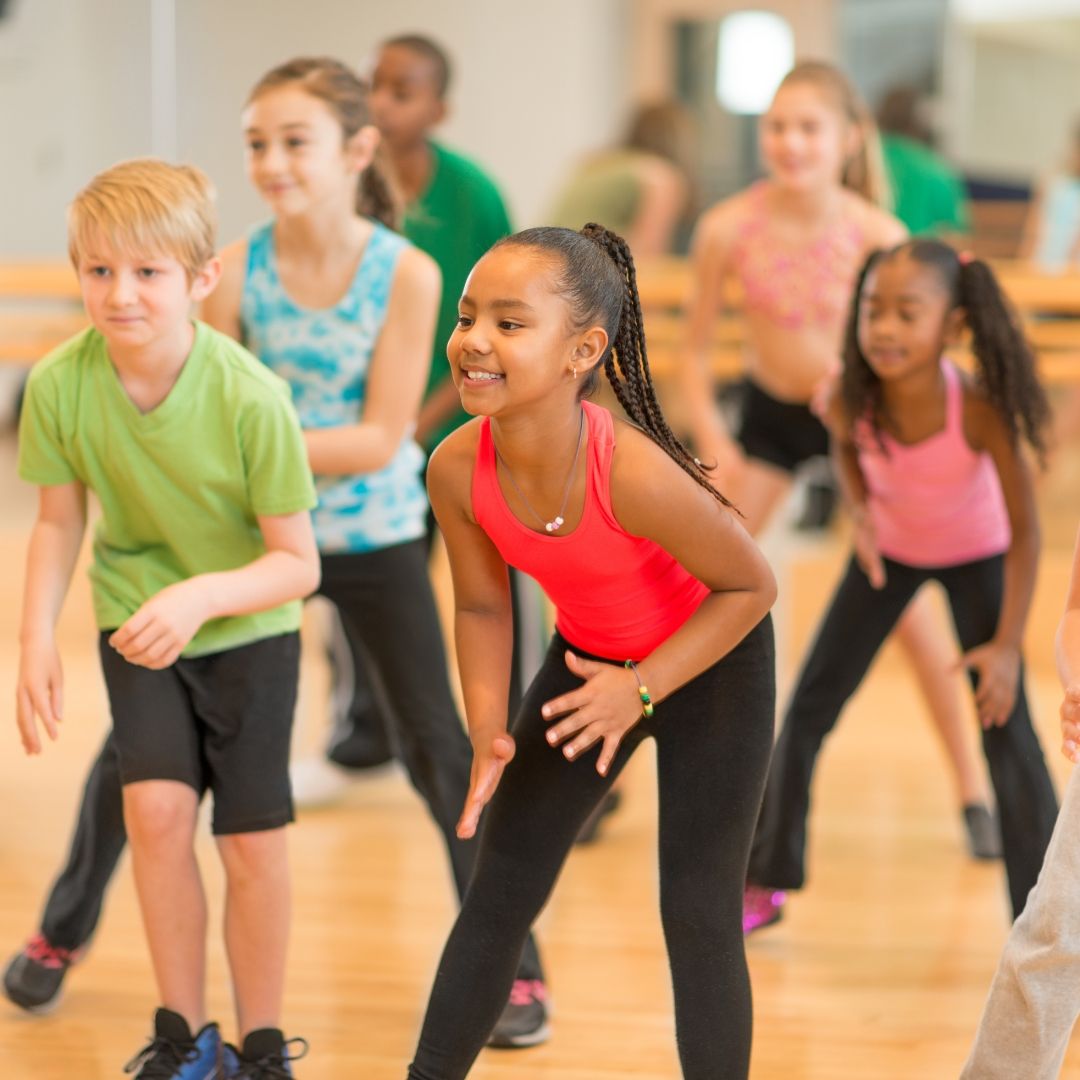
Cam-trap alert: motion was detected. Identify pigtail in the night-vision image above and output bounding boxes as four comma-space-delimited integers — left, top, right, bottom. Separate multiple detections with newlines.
840, 249, 888, 445
958, 256, 1050, 464
358, 145, 402, 231
579, 223, 737, 510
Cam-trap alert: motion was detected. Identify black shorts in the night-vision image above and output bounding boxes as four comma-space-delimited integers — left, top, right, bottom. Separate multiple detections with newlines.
736, 378, 830, 475
99, 631, 300, 835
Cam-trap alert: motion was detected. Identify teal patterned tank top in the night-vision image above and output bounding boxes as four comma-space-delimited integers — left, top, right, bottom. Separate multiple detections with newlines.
240, 221, 427, 553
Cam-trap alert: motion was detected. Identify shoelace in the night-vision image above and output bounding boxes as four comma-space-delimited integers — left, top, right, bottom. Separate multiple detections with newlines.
233, 1037, 309, 1079
24, 934, 79, 970
123, 1035, 199, 1077
507, 980, 546, 1008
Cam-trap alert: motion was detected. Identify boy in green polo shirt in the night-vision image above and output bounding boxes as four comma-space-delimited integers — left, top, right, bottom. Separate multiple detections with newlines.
15, 158, 319, 1078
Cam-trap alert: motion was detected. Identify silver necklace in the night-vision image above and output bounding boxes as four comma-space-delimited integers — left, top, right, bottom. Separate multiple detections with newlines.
494, 411, 585, 533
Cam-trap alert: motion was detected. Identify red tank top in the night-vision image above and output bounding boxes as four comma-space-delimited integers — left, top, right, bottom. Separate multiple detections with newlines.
472, 401, 710, 660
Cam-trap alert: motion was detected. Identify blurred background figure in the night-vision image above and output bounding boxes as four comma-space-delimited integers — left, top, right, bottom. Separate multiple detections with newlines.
1022, 117, 1080, 273
876, 83, 970, 240
547, 101, 698, 257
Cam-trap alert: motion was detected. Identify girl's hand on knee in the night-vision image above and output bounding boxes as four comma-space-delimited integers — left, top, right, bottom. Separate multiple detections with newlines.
959, 641, 1019, 729
1060, 685, 1080, 763
109, 579, 210, 669
457, 733, 516, 840
541, 652, 642, 776
15, 638, 64, 754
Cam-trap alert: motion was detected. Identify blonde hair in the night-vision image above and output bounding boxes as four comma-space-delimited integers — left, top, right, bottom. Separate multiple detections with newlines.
248, 56, 402, 230
775, 61, 892, 210
68, 158, 217, 280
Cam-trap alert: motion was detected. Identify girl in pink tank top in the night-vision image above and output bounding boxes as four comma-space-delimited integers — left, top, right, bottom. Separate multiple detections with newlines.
746, 239, 1058, 934
407, 224, 776, 1080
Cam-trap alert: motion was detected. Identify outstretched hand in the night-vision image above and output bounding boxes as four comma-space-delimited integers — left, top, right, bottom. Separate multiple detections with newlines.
1061, 684, 1080, 764
541, 651, 643, 776
16, 638, 64, 755
457, 733, 516, 839
957, 641, 1020, 729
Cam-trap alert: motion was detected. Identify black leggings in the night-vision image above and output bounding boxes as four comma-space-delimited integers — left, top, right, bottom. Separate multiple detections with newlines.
749, 553, 1059, 919
408, 617, 776, 1080
35, 540, 542, 979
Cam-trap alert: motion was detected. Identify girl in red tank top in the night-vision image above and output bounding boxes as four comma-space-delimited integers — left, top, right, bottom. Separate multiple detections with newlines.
746, 239, 1059, 933
406, 225, 776, 1080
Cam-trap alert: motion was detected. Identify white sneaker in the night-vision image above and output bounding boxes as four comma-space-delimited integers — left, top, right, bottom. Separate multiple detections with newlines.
289, 756, 354, 809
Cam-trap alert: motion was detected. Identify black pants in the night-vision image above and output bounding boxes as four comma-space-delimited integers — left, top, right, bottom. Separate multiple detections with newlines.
408, 617, 776, 1080
35, 540, 542, 979
749, 554, 1059, 919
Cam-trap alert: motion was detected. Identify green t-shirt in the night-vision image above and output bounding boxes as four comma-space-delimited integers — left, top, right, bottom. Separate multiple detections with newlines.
404, 141, 512, 448
881, 134, 970, 237
18, 320, 317, 657
548, 150, 644, 236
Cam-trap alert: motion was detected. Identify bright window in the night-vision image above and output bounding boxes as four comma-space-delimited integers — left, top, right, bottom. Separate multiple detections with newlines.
717, 10, 795, 115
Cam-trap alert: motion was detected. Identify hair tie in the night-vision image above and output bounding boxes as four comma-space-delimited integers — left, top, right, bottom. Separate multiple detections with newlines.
957, 250, 974, 266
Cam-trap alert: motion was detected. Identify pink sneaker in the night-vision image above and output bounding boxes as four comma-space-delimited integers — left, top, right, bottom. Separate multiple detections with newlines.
743, 884, 785, 935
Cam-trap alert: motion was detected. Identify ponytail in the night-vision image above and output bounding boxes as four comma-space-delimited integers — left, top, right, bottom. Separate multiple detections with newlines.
358, 144, 402, 230
493, 224, 736, 509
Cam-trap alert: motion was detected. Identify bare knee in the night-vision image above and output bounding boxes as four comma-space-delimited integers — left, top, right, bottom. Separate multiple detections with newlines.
217, 829, 287, 887
123, 780, 198, 850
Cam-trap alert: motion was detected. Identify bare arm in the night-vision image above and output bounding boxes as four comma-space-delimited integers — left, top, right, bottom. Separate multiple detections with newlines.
109, 509, 320, 670
304, 247, 441, 474
415, 374, 465, 449
427, 427, 517, 836
679, 206, 741, 474
962, 393, 1040, 726
16, 482, 88, 753
1057, 526, 1080, 762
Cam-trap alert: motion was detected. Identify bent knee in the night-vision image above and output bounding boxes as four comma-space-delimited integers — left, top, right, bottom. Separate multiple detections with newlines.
123, 779, 198, 846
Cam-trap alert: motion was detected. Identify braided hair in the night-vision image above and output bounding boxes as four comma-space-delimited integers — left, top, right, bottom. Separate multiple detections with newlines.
493, 224, 735, 509
841, 238, 1049, 463
248, 57, 402, 230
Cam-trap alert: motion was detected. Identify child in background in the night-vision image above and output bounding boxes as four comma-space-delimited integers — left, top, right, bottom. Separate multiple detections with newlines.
406, 223, 777, 1080
15, 160, 319, 1076
679, 60, 999, 869
5, 56, 548, 1050
960, 530, 1080, 1079
1021, 118, 1080, 273
746, 239, 1059, 933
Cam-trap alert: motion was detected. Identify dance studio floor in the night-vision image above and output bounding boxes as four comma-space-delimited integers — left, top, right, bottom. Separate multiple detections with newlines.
2, 423, 1079, 1079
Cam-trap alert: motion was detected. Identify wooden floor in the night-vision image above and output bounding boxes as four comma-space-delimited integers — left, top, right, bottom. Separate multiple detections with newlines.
3, 420, 1080, 1079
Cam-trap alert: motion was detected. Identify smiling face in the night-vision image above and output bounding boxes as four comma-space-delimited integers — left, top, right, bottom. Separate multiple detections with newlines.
760, 81, 857, 194
856, 252, 963, 381
242, 84, 373, 218
76, 230, 216, 358
448, 245, 606, 417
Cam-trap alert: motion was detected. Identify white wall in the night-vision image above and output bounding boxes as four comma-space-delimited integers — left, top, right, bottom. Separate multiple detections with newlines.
1, 0, 630, 254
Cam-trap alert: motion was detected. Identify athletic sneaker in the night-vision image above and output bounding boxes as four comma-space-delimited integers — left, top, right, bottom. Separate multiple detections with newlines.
3, 933, 82, 1013
743, 884, 786, 935
487, 979, 550, 1049
963, 803, 1003, 861
124, 1008, 222, 1079
222, 1028, 308, 1078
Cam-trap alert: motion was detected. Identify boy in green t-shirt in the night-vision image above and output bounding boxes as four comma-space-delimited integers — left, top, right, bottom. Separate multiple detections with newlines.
15, 159, 319, 1078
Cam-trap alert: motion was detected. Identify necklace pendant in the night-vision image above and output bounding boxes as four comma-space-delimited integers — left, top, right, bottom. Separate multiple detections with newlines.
545, 515, 565, 533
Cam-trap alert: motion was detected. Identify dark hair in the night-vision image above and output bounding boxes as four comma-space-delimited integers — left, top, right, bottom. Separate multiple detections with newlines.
248, 57, 401, 229
493, 224, 736, 509
841, 238, 1049, 463
382, 34, 452, 98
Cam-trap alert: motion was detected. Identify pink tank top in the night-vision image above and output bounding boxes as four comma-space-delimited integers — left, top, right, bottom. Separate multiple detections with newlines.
730, 182, 864, 330
473, 401, 710, 660
855, 361, 1011, 568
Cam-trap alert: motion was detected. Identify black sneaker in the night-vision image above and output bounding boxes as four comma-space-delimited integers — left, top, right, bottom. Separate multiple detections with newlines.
224, 1027, 308, 1078
326, 710, 394, 770
487, 980, 550, 1049
963, 803, 1003, 860
3, 933, 83, 1013
124, 1008, 222, 1078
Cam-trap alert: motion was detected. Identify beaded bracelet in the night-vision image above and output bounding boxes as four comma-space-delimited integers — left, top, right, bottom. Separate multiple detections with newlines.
624, 659, 655, 718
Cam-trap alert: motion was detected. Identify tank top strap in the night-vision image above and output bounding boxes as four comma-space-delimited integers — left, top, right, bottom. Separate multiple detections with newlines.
583, 400, 618, 524
942, 358, 964, 434
342, 222, 408, 321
